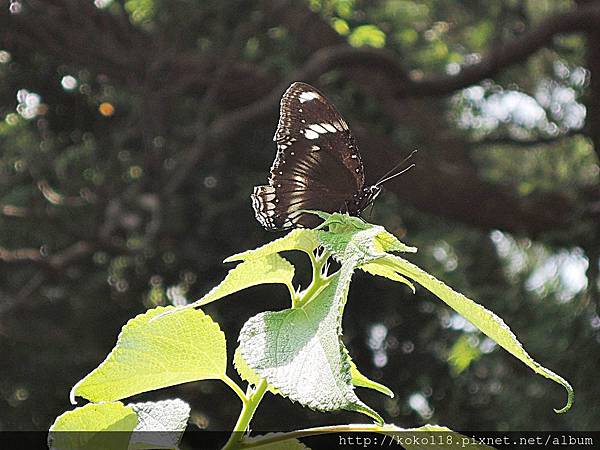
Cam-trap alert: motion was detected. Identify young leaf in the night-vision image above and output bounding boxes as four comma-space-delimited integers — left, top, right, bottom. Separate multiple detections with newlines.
70, 306, 227, 403
316, 218, 412, 266
238, 267, 383, 423
48, 402, 137, 450
317, 225, 386, 264
127, 399, 190, 449
372, 230, 417, 254
225, 228, 319, 262
192, 254, 295, 307
349, 360, 394, 398
374, 254, 574, 413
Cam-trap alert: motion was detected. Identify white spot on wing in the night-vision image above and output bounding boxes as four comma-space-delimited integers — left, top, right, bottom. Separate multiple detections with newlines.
309, 124, 327, 134
321, 123, 337, 133
299, 91, 320, 103
304, 129, 319, 139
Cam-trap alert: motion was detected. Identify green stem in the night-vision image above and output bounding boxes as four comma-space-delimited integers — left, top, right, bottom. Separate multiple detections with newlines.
222, 379, 268, 450
296, 249, 331, 307
240, 423, 385, 448
221, 374, 248, 406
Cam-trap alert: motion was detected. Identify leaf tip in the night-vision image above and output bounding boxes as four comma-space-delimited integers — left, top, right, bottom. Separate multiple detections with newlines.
350, 402, 384, 426
554, 382, 574, 414
69, 385, 79, 405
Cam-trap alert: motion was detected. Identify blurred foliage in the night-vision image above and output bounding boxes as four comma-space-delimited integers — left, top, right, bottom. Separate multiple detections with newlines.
0, 0, 598, 435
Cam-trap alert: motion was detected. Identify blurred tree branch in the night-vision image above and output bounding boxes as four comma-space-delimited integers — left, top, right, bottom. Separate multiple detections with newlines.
1, 0, 598, 264
472, 129, 585, 148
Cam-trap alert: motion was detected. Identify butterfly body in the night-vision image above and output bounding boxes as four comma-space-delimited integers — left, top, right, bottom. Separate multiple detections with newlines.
252, 82, 381, 230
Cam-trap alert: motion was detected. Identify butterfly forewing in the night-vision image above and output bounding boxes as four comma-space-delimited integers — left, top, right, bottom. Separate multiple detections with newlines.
252, 82, 367, 230
274, 82, 364, 185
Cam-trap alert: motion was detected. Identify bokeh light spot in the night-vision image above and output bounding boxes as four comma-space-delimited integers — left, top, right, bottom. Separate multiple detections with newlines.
99, 102, 115, 117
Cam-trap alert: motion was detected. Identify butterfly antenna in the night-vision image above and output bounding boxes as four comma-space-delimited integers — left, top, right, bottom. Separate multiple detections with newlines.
375, 163, 415, 187
374, 149, 418, 185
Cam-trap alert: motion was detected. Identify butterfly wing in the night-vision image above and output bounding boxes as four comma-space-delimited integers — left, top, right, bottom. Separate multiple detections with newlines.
252, 82, 365, 230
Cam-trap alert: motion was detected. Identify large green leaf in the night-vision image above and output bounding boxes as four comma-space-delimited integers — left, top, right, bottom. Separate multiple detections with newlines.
192, 253, 295, 307
48, 402, 137, 450
371, 254, 573, 413
238, 267, 382, 423
70, 306, 226, 403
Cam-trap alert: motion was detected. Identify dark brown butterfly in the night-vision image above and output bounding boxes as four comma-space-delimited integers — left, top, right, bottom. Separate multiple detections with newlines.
252, 82, 410, 230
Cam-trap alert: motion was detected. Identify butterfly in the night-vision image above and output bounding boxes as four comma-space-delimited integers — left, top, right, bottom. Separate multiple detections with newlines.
252, 82, 412, 230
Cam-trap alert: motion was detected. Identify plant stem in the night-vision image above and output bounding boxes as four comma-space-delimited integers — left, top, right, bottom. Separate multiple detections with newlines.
221, 374, 248, 406
239, 423, 386, 448
296, 249, 331, 307
222, 379, 268, 450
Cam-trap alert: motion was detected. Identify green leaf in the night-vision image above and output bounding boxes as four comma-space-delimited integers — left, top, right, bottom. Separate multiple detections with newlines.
193, 254, 295, 307
225, 228, 319, 262
349, 360, 394, 398
238, 267, 382, 423
318, 224, 387, 264
348, 24, 386, 48
315, 212, 415, 264
309, 210, 369, 231
48, 402, 137, 450
448, 335, 482, 376
373, 230, 417, 254
127, 399, 190, 449
235, 345, 393, 399
373, 254, 574, 413
234, 346, 280, 395
359, 260, 416, 293
70, 306, 227, 403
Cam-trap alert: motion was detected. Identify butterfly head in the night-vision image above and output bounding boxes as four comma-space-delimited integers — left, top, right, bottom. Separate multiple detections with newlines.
351, 185, 381, 214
